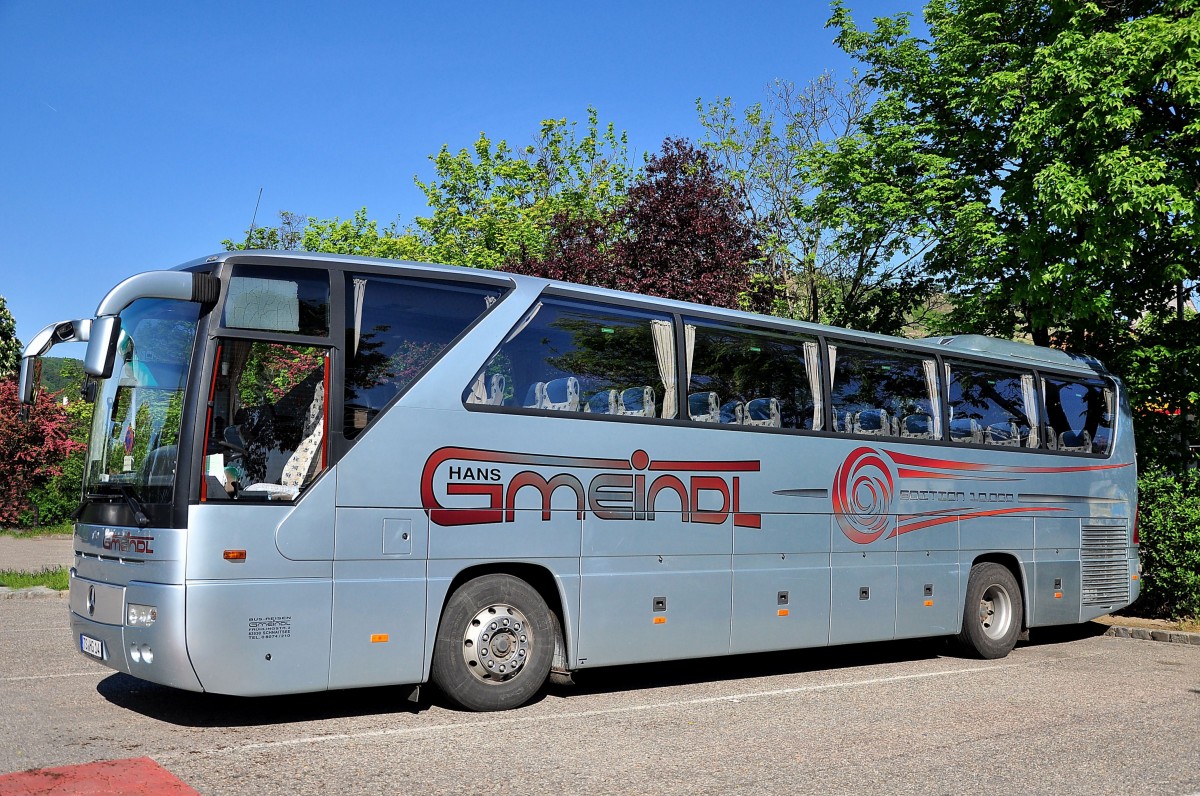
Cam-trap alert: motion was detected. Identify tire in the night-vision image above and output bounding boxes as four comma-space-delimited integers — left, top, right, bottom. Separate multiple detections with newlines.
956, 562, 1024, 659
431, 574, 555, 711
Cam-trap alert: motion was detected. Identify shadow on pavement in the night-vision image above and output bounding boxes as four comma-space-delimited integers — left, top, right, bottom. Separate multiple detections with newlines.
558, 637, 949, 700
99, 625, 1106, 725
1018, 620, 1109, 648
97, 674, 426, 727
98, 637, 948, 724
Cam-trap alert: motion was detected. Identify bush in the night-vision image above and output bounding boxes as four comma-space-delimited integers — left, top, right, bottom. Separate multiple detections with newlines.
1134, 467, 1200, 620
0, 380, 82, 526
20, 398, 91, 527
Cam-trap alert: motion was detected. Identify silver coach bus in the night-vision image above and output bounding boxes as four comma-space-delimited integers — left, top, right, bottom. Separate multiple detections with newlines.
19, 252, 1139, 711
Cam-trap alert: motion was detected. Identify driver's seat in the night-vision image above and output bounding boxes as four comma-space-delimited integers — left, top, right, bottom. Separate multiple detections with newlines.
241, 381, 325, 500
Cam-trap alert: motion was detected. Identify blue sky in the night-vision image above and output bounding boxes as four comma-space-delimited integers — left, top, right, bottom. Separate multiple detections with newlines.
0, 1, 920, 347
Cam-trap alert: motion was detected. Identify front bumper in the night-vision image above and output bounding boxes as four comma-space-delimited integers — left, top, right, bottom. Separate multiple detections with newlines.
69, 572, 203, 692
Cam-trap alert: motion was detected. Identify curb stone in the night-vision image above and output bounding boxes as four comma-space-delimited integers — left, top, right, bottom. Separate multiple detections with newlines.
0, 586, 69, 600
1104, 624, 1200, 646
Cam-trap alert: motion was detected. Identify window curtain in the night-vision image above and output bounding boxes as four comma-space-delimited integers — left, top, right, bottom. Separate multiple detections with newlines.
803, 341, 824, 431
352, 278, 367, 356
1021, 373, 1039, 447
922, 359, 942, 439
650, 319, 676, 419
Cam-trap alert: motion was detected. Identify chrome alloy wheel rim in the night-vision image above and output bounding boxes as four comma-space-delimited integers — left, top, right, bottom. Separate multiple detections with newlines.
978, 583, 1013, 640
461, 604, 531, 683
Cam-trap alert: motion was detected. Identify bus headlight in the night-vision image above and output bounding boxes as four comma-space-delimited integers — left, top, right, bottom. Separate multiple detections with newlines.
127, 603, 158, 627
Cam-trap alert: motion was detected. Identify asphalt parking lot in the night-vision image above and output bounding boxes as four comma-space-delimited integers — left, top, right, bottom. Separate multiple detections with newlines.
1, 597, 1197, 796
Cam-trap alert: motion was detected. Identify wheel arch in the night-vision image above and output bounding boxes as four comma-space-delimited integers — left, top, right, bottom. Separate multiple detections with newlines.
969, 552, 1030, 629
427, 561, 572, 677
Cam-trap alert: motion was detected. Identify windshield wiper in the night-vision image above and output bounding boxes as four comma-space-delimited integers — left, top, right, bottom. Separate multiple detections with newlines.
73, 486, 150, 528
116, 486, 151, 528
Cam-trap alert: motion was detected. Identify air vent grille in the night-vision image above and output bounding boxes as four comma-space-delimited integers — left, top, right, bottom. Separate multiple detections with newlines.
1081, 526, 1129, 606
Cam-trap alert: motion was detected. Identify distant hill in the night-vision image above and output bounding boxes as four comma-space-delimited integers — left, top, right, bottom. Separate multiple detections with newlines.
40, 357, 85, 396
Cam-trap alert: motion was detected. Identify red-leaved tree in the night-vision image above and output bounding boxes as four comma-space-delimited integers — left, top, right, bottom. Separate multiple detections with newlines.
0, 380, 83, 525
511, 139, 762, 310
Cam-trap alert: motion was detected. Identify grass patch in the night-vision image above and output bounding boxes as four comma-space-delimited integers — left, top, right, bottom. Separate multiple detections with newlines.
0, 521, 74, 538
0, 567, 69, 590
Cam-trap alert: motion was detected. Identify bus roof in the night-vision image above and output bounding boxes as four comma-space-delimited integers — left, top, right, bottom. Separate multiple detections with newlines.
182, 250, 1110, 377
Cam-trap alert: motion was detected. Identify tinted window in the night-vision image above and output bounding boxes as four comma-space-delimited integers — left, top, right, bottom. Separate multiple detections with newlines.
685, 318, 822, 430
467, 298, 676, 419
1043, 377, 1114, 454
345, 274, 503, 437
946, 362, 1039, 447
829, 344, 940, 439
224, 265, 330, 336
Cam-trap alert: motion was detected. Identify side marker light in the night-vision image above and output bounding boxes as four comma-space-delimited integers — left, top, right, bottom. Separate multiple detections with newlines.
924, 600, 934, 607
1131, 574, 1139, 581
370, 634, 389, 643
652, 616, 666, 625
777, 609, 789, 617
223, 550, 247, 561
1054, 591, 1063, 599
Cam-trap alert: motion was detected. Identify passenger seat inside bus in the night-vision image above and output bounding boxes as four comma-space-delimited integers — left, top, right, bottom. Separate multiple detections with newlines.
619, 386, 655, 417
486, 373, 506, 405
745, 397, 780, 427
901, 412, 933, 439
949, 416, 982, 444
524, 377, 581, 412
720, 401, 744, 424
689, 392, 720, 423
855, 408, 893, 436
585, 389, 619, 414
240, 380, 325, 501
1059, 429, 1092, 452
985, 421, 1022, 447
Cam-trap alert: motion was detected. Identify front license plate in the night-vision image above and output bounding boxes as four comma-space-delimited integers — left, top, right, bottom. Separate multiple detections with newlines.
80, 634, 103, 659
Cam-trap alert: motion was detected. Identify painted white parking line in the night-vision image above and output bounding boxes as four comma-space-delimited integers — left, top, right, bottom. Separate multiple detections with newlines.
2, 671, 105, 682
190, 662, 1026, 757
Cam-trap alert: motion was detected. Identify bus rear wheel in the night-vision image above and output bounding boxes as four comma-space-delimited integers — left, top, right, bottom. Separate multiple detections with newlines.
432, 574, 554, 711
956, 563, 1023, 659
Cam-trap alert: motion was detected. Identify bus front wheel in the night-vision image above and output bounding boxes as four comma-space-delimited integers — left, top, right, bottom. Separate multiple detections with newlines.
432, 574, 554, 711
956, 563, 1023, 659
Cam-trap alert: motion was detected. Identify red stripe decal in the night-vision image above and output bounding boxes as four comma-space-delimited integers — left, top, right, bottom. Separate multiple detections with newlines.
885, 449, 1130, 475
891, 506, 1068, 536
650, 460, 761, 472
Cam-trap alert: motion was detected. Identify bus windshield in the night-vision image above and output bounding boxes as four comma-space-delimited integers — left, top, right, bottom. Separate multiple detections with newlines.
83, 298, 201, 505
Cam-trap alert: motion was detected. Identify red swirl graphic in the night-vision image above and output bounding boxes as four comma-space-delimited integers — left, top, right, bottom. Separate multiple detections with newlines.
832, 447, 896, 544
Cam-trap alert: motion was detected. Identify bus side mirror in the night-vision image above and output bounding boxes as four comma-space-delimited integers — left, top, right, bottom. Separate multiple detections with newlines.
17, 356, 41, 406
84, 316, 122, 379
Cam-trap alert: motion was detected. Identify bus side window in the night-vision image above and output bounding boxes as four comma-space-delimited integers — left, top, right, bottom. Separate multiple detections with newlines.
202, 341, 329, 503
1041, 376, 1114, 455
829, 344, 941, 440
465, 298, 676, 419
946, 361, 1039, 448
345, 274, 504, 437
685, 318, 822, 431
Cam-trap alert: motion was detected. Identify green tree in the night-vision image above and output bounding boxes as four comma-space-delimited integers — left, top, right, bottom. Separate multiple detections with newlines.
412, 107, 634, 268
224, 208, 429, 260
0, 296, 21, 378
222, 210, 308, 252
300, 209, 429, 260
221, 110, 632, 271
699, 74, 945, 334
830, 0, 1200, 463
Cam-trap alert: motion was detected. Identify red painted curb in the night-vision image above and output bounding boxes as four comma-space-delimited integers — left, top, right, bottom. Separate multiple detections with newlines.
0, 756, 198, 795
